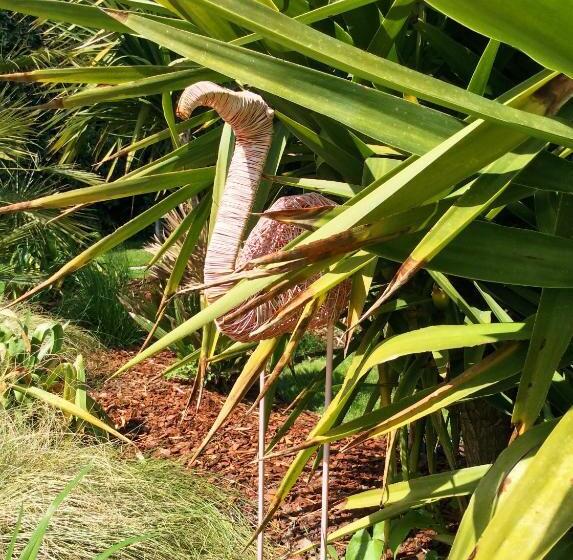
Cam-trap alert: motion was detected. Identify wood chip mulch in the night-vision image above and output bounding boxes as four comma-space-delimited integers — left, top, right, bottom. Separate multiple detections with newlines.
91, 349, 434, 558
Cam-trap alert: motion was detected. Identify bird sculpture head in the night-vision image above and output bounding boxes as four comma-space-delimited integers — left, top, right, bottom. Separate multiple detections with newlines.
176, 81, 274, 140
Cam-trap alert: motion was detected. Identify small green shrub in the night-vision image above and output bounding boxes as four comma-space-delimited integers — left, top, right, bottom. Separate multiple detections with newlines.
0, 406, 261, 560
0, 304, 99, 406
0, 305, 124, 442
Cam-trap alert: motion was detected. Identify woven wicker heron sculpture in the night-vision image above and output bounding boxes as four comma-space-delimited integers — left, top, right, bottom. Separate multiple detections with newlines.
177, 82, 348, 560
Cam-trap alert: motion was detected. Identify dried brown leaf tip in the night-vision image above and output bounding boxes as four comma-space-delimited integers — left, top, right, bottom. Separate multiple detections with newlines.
103, 8, 129, 23
259, 204, 334, 222
498, 476, 512, 495
358, 256, 423, 324
0, 201, 33, 215
0, 72, 34, 82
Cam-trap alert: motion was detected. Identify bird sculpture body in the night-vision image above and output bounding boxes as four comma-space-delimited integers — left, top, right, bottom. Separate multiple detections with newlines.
176, 81, 348, 342
177, 82, 347, 560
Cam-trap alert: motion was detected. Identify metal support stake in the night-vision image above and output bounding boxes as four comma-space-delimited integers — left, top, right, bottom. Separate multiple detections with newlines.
257, 368, 266, 560
320, 322, 335, 560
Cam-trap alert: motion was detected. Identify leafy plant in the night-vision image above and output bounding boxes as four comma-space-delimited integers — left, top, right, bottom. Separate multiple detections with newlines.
1, 1, 573, 558
0, 304, 128, 442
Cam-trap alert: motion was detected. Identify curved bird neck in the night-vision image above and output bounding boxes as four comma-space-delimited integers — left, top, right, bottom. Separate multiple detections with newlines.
176, 82, 274, 302
204, 137, 272, 301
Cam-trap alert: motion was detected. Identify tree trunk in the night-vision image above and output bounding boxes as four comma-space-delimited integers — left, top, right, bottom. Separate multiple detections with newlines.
459, 400, 511, 466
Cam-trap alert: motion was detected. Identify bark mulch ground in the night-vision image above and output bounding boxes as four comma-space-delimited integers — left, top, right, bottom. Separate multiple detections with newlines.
91, 349, 434, 559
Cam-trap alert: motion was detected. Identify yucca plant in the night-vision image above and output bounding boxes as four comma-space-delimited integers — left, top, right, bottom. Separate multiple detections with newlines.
1, 1, 573, 558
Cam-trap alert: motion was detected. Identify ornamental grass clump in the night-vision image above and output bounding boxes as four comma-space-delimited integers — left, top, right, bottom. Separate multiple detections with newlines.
0, 406, 260, 560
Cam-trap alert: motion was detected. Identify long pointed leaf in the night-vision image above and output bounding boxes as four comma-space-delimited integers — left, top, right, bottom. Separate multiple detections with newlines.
0, 169, 214, 212
426, 0, 573, 77
472, 409, 573, 560
105, 9, 463, 156
449, 420, 557, 559
190, 0, 573, 147
10, 386, 132, 444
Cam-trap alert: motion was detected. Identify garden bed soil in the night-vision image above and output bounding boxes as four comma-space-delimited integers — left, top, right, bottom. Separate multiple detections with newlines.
92, 350, 434, 559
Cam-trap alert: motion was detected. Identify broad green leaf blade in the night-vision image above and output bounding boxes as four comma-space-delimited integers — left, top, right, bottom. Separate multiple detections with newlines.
341, 465, 489, 510
0, 0, 130, 32
269, 175, 365, 199
374, 136, 548, 309
426, 0, 573, 77
372, 220, 573, 288
0, 65, 198, 84
472, 409, 573, 560
45, 68, 222, 110
106, 10, 462, 156
122, 0, 174, 15
450, 420, 557, 560
234, 0, 384, 48
0, 0, 200, 33
468, 39, 501, 96
123, 126, 221, 179
367, 0, 416, 58
156, 0, 238, 40
512, 194, 573, 432
307, 342, 526, 449
190, 0, 573, 147
512, 289, 573, 431
295, 465, 487, 553
514, 151, 573, 194
0, 169, 214, 212
360, 323, 530, 376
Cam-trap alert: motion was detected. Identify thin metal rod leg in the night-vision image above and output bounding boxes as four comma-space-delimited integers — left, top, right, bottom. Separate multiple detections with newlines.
320, 322, 335, 560
257, 369, 265, 560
